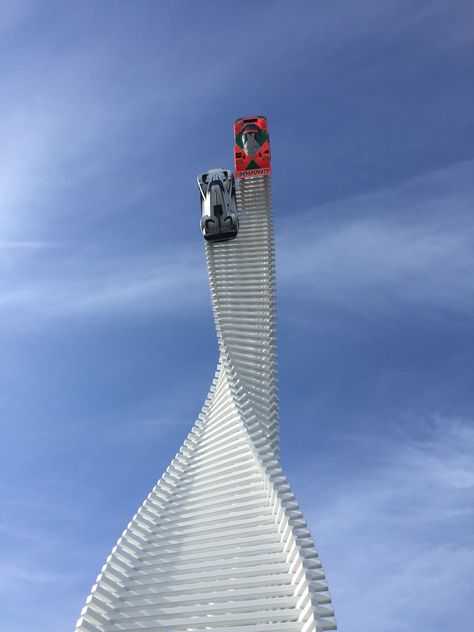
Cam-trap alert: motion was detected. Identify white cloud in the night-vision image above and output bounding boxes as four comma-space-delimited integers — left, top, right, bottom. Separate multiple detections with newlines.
0, 562, 77, 588
0, 27, 203, 242
0, 240, 62, 251
278, 161, 474, 317
0, 248, 207, 322
2, 162, 472, 327
301, 417, 474, 632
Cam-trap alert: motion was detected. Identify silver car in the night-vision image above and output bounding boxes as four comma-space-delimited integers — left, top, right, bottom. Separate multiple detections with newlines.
197, 169, 238, 242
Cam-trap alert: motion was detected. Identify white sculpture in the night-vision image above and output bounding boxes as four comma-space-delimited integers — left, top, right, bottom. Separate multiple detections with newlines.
76, 173, 336, 632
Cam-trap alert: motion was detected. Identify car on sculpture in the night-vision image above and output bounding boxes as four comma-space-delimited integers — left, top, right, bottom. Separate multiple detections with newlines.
198, 168, 239, 242
234, 115, 271, 179
75, 116, 337, 632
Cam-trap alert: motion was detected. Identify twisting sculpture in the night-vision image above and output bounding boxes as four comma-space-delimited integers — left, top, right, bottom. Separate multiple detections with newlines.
76, 117, 336, 632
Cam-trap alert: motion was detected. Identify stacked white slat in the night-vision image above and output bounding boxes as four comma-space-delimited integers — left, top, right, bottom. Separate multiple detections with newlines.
76, 176, 335, 632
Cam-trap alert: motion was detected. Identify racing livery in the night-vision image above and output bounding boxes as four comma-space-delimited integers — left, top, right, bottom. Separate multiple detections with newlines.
234, 116, 271, 179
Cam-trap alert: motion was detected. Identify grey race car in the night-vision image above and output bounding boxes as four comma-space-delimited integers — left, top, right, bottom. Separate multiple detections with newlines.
197, 169, 238, 242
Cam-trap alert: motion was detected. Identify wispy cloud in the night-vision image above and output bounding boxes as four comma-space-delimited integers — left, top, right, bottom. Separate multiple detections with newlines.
2, 162, 472, 327
0, 18, 207, 241
0, 246, 207, 324
0, 240, 63, 251
302, 417, 474, 632
0, 561, 80, 588
278, 161, 474, 317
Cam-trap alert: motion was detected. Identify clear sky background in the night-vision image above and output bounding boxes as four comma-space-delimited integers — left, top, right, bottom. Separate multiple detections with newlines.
1, 1, 473, 630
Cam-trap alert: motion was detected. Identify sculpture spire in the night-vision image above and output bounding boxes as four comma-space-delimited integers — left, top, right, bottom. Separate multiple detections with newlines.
76, 117, 335, 632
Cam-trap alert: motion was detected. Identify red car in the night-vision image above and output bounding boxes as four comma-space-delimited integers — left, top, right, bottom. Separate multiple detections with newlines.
234, 116, 271, 179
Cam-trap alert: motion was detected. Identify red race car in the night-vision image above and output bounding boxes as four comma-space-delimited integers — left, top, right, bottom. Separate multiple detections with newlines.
234, 116, 271, 179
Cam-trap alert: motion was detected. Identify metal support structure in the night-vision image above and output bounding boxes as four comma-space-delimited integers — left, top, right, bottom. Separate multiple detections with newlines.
76, 175, 336, 632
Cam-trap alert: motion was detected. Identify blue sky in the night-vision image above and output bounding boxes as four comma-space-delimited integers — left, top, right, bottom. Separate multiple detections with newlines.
1, 1, 473, 630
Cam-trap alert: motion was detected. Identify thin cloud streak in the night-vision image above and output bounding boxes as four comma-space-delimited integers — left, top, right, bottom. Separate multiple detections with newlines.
2, 162, 472, 325
278, 161, 474, 317
0, 248, 207, 321
0, 562, 78, 588
302, 417, 474, 632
